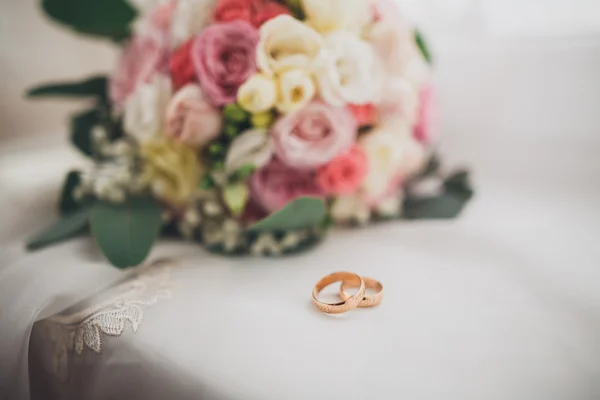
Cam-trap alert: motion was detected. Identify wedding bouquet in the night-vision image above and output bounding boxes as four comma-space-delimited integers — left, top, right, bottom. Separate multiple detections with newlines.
26, 0, 473, 268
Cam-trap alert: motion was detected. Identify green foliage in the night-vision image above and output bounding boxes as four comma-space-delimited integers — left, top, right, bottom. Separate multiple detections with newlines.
27, 76, 108, 103
26, 206, 90, 251
403, 170, 474, 220
89, 197, 163, 269
59, 170, 82, 214
70, 109, 102, 156
248, 197, 327, 233
41, 0, 136, 42
415, 30, 432, 64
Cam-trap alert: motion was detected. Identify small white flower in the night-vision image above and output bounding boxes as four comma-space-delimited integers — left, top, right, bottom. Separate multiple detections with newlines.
203, 201, 223, 217
124, 74, 172, 143
225, 129, 274, 174
183, 207, 202, 226
280, 232, 302, 249
330, 195, 371, 225
375, 192, 404, 218
250, 233, 282, 256
238, 74, 278, 114
276, 69, 316, 113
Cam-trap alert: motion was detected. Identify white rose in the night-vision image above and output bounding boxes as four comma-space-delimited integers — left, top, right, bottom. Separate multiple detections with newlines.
367, 16, 431, 88
225, 129, 274, 173
238, 74, 277, 114
124, 74, 172, 143
302, 0, 374, 34
315, 30, 381, 106
379, 76, 419, 125
257, 15, 324, 75
276, 69, 316, 113
170, 0, 219, 48
359, 118, 427, 201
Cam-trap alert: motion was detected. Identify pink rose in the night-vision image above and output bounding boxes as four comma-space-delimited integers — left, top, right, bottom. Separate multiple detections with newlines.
165, 84, 222, 147
191, 21, 259, 106
414, 84, 435, 144
272, 102, 357, 169
109, 21, 170, 108
251, 158, 324, 212
317, 145, 368, 195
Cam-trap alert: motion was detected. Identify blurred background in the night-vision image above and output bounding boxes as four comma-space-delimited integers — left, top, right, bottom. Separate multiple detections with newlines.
1, 0, 600, 241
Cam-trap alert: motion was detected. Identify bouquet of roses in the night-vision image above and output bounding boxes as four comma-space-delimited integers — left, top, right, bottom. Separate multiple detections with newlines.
26, 0, 473, 268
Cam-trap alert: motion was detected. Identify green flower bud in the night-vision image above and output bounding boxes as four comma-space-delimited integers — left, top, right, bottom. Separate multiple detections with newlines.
223, 103, 249, 123
251, 111, 274, 129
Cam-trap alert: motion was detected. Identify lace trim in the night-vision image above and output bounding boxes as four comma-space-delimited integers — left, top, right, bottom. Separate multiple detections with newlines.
43, 260, 175, 381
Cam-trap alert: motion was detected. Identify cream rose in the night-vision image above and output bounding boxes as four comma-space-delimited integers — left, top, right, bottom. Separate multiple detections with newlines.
124, 73, 172, 143
256, 15, 324, 75
276, 68, 316, 113
316, 30, 381, 106
302, 0, 373, 34
359, 118, 427, 203
238, 74, 277, 113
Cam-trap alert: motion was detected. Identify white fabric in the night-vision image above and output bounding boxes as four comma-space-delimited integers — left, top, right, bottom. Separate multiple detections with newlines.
1, 36, 600, 399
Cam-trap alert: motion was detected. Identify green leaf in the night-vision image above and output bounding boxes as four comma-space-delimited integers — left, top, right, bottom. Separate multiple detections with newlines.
41, 0, 136, 42
26, 206, 90, 251
59, 171, 82, 214
248, 197, 327, 233
27, 76, 108, 102
403, 170, 474, 220
415, 29, 432, 64
71, 109, 101, 156
90, 197, 163, 269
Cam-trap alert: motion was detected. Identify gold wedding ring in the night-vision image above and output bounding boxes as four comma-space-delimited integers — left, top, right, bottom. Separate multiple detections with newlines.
312, 272, 366, 314
340, 276, 384, 308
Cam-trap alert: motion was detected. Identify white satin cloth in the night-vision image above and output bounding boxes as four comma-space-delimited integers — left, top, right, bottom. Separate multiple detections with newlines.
1, 36, 600, 400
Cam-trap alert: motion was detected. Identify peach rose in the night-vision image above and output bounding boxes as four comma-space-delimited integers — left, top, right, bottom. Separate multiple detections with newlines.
165, 84, 222, 147
317, 145, 368, 195
271, 102, 357, 169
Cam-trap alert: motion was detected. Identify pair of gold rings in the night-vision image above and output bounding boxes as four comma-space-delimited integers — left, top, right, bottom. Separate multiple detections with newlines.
312, 272, 384, 314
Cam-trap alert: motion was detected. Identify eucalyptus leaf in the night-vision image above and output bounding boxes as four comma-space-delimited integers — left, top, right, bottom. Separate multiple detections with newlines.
59, 171, 82, 214
90, 197, 163, 269
41, 0, 136, 42
27, 76, 108, 102
402, 170, 473, 220
415, 29, 432, 64
71, 109, 101, 156
26, 206, 90, 251
248, 197, 327, 233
